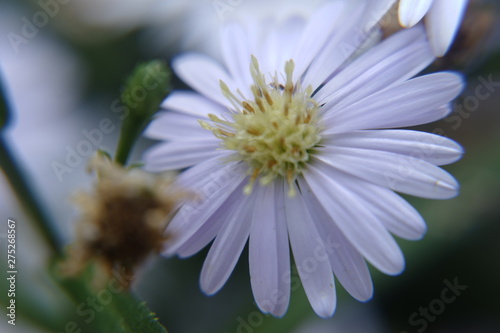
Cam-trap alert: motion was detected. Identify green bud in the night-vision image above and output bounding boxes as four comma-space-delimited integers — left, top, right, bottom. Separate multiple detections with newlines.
115, 61, 171, 166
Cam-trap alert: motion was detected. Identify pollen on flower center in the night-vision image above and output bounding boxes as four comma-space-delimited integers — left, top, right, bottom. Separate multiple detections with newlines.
201, 56, 322, 196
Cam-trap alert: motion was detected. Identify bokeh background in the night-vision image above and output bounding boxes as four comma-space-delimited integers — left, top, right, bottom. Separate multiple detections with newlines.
1, 0, 499, 332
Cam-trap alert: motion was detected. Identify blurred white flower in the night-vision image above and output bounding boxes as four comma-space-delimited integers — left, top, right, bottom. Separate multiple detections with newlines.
0, 4, 90, 332
64, 0, 188, 34
0, 4, 87, 238
176, 0, 331, 57
144, 1, 464, 318
60, 0, 333, 57
398, 0, 469, 56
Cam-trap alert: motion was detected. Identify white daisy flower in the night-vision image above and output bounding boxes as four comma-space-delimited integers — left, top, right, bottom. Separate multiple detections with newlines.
144, 2, 464, 318
398, 0, 469, 56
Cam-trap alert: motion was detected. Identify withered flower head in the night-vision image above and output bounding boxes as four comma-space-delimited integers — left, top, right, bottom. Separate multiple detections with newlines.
62, 153, 182, 284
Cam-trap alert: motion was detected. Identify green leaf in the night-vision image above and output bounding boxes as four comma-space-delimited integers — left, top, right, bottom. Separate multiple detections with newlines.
97, 148, 113, 161
52, 263, 168, 333
115, 60, 172, 166
111, 293, 168, 333
127, 161, 145, 170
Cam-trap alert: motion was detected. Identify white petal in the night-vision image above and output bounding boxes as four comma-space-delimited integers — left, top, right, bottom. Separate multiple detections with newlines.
310, 171, 426, 240
172, 53, 236, 108
200, 187, 256, 295
356, 184, 427, 241
285, 182, 336, 318
176, 194, 232, 258
250, 16, 307, 78
303, 0, 397, 89
292, 1, 347, 78
145, 111, 210, 140
316, 26, 434, 107
332, 104, 452, 132
426, 0, 469, 56
221, 22, 252, 91
177, 179, 250, 257
249, 182, 290, 317
362, 0, 398, 30
304, 164, 405, 275
275, 16, 306, 72
250, 18, 278, 77
161, 91, 228, 118
302, 3, 368, 89
324, 72, 464, 133
316, 147, 460, 199
324, 130, 463, 166
175, 152, 236, 190
298, 178, 374, 301
143, 139, 220, 172
163, 162, 246, 255
399, 0, 434, 27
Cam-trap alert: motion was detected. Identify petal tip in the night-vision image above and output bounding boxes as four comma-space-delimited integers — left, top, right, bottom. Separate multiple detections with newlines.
258, 302, 289, 318
310, 290, 337, 318
412, 223, 428, 241
376, 250, 406, 276
437, 178, 460, 199
200, 279, 219, 296
314, 304, 336, 319
352, 284, 374, 303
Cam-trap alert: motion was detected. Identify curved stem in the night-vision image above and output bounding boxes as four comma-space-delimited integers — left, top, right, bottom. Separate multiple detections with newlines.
0, 135, 61, 254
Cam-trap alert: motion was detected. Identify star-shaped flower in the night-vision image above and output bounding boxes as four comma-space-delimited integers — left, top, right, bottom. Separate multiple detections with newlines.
144, 2, 464, 317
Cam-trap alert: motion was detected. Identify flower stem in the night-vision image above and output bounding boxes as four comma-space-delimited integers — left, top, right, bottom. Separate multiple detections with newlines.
0, 70, 10, 130
0, 135, 61, 254
115, 123, 142, 166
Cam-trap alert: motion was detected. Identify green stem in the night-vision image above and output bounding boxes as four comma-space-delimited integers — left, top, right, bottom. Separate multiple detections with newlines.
0, 135, 61, 254
114, 122, 143, 166
0, 71, 10, 130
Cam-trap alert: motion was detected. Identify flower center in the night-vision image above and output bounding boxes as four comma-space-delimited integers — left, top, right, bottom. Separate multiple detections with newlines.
201, 56, 322, 196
